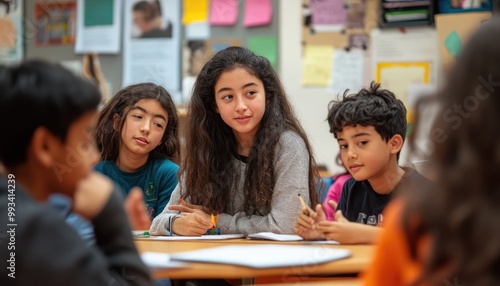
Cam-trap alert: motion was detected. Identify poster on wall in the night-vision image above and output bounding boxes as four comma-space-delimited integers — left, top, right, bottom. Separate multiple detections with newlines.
34, 1, 76, 46
0, 0, 23, 64
181, 39, 241, 101
376, 62, 430, 109
123, 0, 182, 103
75, 0, 122, 54
371, 27, 439, 122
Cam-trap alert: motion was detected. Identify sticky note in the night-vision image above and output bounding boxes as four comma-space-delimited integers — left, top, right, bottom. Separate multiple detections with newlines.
243, 0, 272, 27
301, 45, 334, 86
445, 30, 463, 58
247, 35, 278, 69
209, 0, 238, 26
183, 0, 209, 25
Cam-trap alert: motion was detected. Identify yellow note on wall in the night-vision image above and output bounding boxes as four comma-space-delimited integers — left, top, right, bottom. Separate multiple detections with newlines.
183, 0, 208, 25
301, 45, 334, 86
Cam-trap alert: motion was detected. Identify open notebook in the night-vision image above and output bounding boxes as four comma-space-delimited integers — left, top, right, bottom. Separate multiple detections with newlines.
247, 232, 303, 241
247, 232, 340, 244
147, 232, 339, 243
169, 244, 351, 268
148, 234, 245, 241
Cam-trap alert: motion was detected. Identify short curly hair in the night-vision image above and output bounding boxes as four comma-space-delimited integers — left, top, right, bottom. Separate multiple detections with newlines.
327, 81, 407, 157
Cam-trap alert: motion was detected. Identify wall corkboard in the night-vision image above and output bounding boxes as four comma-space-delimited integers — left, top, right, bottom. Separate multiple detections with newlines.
301, 0, 379, 50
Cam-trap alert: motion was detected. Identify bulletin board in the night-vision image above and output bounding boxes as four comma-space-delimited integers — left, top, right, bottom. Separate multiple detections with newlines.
300, 0, 378, 92
23, 0, 280, 103
435, 11, 491, 71
301, 0, 379, 50
182, 0, 280, 77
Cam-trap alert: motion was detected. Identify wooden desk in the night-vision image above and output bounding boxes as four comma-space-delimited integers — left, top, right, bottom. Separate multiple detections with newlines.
258, 279, 361, 286
135, 238, 373, 283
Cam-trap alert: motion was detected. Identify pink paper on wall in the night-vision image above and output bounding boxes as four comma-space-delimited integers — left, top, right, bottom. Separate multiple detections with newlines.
209, 0, 238, 26
311, 0, 347, 25
243, 0, 272, 27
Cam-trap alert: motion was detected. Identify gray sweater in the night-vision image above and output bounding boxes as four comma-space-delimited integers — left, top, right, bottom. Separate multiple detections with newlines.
150, 131, 311, 235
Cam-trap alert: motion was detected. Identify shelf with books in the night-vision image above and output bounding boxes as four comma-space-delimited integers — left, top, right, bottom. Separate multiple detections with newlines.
437, 0, 492, 14
380, 0, 437, 28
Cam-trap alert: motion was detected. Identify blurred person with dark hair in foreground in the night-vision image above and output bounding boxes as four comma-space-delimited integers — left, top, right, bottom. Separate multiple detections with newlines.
364, 17, 500, 286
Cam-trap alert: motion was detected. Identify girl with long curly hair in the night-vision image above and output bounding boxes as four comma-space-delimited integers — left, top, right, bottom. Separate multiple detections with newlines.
150, 47, 320, 236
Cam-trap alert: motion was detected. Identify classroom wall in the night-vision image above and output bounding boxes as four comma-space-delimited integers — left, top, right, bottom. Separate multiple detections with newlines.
24, 0, 338, 172
24, 2, 123, 95
279, 0, 341, 175
25, 1, 280, 97
23, 0, 424, 175
279, 0, 454, 174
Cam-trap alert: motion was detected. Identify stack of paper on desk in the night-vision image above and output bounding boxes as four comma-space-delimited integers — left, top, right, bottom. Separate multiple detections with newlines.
169, 245, 351, 268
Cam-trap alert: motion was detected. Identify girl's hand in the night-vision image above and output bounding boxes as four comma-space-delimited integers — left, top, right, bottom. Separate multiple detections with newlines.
169, 204, 213, 235
124, 187, 152, 230
177, 198, 211, 214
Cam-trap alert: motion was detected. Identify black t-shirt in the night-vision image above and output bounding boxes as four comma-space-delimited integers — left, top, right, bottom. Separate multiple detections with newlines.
336, 167, 431, 226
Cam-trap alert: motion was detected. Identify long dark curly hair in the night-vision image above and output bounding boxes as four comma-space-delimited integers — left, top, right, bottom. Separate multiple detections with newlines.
181, 46, 320, 215
405, 18, 500, 285
94, 82, 180, 163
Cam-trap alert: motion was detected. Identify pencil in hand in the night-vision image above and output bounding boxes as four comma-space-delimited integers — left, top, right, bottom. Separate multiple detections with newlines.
297, 194, 313, 215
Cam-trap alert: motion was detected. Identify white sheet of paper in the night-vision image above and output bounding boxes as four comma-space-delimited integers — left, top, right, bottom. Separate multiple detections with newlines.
329, 49, 364, 95
371, 27, 439, 103
149, 234, 245, 241
75, 0, 122, 54
247, 232, 304, 241
185, 21, 210, 40
305, 240, 340, 245
170, 244, 351, 268
141, 252, 187, 268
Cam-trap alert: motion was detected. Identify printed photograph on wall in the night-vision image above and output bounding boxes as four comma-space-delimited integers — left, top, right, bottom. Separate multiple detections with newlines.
183, 38, 241, 77
0, 0, 23, 64
123, 0, 182, 103
34, 1, 76, 46
345, 0, 366, 29
131, 0, 173, 38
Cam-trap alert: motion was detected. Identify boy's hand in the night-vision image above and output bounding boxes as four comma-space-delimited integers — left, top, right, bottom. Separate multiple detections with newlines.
168, 204, 213, 235
334, 209, 348, 222
124, 187, 152, 230
73, 172, 113, 220
315, 210, 379, 244
327, 199, 337, 211
294, 204, 325, 240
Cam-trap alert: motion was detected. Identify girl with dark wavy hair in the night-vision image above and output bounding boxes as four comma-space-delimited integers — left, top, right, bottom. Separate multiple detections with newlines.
94, 83, 180, 220
151, 46, 320, 236
364, 18, 500, 285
